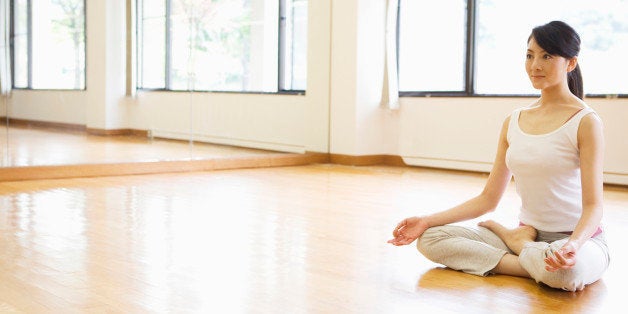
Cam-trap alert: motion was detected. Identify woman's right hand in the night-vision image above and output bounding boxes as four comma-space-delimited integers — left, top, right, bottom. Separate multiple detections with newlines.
387, 216, 430, 246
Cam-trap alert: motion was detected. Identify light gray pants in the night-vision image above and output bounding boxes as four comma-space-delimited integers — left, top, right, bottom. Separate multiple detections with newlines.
416, 224, 610, 291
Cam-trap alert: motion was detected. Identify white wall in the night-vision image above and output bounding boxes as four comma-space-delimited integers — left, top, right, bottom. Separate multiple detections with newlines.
329, 0, 399, 157
398, 96, 628, 186
4, 0, 628, 185
328, 0, 359, 155
399, 97, 519, 172
87, 0, 128, 130
7, 89, 87, 124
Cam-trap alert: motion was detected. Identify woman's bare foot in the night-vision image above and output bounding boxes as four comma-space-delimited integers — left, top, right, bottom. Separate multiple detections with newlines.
478, 220, 537, 255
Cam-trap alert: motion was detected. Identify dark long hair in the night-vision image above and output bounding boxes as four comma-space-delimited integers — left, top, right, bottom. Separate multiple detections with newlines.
529, 21, 583, 99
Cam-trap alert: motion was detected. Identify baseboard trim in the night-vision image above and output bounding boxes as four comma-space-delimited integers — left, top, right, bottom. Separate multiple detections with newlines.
1, 117, 148, 137
329, 154, 406, 166
87, 128, 149, 137
402, 156, 493, 173
2, 117, 86, 133
603, 173, 628, 187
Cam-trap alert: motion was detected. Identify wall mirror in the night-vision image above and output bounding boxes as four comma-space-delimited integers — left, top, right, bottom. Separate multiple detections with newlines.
0, 0, 303, 172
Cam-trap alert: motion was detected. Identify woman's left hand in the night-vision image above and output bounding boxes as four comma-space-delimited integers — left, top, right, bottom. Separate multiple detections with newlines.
544, 241, 579, 272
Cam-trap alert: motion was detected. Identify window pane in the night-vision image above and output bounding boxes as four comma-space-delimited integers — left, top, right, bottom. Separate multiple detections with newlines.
281, 0, 308, 91
137, 0, 166, 89
12, 0, 29, 88
476, 0, 628, 95
170, 0, 278, 92
398, 0, 466, 92
137, 0, 305, 93
31, 0, 85, 89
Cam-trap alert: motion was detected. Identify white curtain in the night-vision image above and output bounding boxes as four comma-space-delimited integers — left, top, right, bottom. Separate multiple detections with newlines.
0, 0, 12, 96
381, 0, 399, 109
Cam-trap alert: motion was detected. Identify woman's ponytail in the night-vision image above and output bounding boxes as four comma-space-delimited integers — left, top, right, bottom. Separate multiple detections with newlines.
568, 64, 583, 100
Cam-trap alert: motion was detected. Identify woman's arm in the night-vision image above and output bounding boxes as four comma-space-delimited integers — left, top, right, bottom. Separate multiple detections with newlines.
388, 117, 513, 245
544, 113, 604, 271
573, 113, 605, 244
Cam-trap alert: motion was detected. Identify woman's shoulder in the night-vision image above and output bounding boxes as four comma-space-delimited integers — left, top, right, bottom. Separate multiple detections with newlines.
570, 99, 596, 117
579, 107, 602, 127
563, 96, 595, 113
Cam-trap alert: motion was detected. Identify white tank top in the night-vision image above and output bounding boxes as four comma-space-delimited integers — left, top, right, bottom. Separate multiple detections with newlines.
505, 106, 595, 232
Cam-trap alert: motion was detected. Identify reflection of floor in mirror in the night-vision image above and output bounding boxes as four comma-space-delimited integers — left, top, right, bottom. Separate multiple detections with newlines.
0, 126, 290, 167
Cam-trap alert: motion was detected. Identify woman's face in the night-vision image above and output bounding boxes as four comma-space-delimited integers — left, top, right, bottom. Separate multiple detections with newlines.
525, 37, 576, 91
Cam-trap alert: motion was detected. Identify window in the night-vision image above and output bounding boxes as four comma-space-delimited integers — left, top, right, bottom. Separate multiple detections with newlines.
398, 0, 628, 96
280, 0, 307, 91
398, 0, 467, 93
136, 0, 308, 93
12, 0, 86, 90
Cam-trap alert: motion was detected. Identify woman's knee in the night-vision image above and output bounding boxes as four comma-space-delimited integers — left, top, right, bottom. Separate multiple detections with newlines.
533, 265, 588, 291
519, 243, 589, 291
416, 226, 449, 259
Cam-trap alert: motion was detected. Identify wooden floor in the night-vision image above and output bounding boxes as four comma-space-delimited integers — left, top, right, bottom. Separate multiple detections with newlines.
0, 126, 287, 168
0, 164, 626, 313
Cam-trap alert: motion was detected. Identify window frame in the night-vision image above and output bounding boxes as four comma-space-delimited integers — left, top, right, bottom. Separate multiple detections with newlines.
135, 0, 306, 95
9, 0, 87, 91
397, 0, 628, 98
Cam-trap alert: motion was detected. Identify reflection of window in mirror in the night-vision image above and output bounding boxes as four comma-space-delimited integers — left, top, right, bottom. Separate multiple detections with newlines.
136, 0, 307, 93
12, 0, 86, 90
280, 0, 308, 91
398, 0, 628, 96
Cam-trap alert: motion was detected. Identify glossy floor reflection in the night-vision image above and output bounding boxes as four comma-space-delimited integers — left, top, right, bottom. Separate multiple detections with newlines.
0, 126, 284, 167
0, 164, 626, 313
